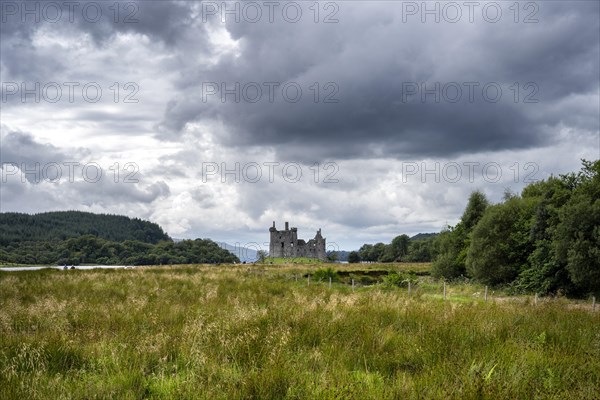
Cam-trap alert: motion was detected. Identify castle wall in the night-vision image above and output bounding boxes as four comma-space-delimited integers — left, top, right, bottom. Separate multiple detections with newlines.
269, 222, 326, 260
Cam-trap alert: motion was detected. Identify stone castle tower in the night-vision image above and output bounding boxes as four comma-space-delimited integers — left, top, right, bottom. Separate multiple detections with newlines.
269, 221, 326, 260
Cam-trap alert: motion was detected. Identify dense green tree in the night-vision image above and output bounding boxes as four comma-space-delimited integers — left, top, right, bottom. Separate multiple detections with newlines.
460, 190, 490, 231
405, 238, 434, 262
431, 191, 489, 279
511, 160, 600, 295
348, 251, 361, 263
467, 196, 536, 285
381, 234, 410, 262
431, 226, 466, 279
371, 243, 387, 262
554, 160, 600, 294
358, 244, 374, 262
514, 177, 574, 294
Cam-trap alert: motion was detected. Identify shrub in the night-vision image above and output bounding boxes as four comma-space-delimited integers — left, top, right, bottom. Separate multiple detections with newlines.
312, 267, 338, 282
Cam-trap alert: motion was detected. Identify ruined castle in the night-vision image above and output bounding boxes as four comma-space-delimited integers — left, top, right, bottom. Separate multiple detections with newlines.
269, 222, 326, 260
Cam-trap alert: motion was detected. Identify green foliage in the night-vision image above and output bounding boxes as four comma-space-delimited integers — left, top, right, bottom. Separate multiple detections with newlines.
467, 197, 536, 286
514, 240, 571, 295
0, 236, 239, 266
358, 244, 375, 262
371, 243, 387, 261
432, 191, 490, 280
356, 234, 436, 264
312, 267, 338, 282
554, 160, 600, 294
513, 177, 575, 294
405, 238, 433, 262
464, 160, 600, 296
0, 212, 239, 265
326, 251, 339, 262
0, 211, 170, 245
382, 270, 416, 287
431, 226, 467, 279
461, 190, 490, 231
381, 234, 410, 262
348, 251, 361, 263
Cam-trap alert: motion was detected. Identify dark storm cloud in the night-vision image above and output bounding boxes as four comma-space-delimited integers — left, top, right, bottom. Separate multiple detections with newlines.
156, 1, 599, 161
0, 0, 201, 45
3, 1, 597, 161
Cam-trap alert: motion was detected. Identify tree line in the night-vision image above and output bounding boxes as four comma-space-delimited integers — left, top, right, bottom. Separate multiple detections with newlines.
0, 211, 170, 245
0, 211, 239, 265
347, 233, 436, 264
0, 236, 240, 266
350, 160, 599, 296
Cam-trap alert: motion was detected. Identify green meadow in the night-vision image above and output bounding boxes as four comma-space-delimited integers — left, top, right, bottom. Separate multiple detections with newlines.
1, 264, 598, 399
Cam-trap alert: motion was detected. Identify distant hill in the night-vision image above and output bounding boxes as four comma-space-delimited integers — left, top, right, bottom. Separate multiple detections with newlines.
329, 250, 350, 261
217, 242, 258, 263
174, 241, 258, 262
0, 211, 170, 245
410, 233, 438, 241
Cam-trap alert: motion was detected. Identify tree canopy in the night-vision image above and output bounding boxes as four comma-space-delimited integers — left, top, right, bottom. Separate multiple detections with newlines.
0, 211, 239, 265
435, 160, 599, 296
0, 211, 170, 245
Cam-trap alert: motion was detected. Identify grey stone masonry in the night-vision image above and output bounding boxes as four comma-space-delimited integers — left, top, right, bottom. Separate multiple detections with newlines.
269, 221, 326, 260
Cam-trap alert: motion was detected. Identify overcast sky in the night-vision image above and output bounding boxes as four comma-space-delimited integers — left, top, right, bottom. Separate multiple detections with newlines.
1, 0, 599, 251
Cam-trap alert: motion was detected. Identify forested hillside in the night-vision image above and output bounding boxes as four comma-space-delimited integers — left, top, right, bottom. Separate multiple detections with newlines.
0, 211, 170, 245
0, 212, 239, 265
0, 237, 239, 266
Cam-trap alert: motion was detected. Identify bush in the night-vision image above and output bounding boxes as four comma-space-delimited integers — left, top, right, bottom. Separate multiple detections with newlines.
431, 252, 464, 280
312, 267, 338, 282
382, 271, 415, 287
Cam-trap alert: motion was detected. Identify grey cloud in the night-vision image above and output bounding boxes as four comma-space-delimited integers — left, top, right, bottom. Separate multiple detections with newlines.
157, 1, 599, 161
1, 1, 598, 248
71, 179, 170, 206
0, 0, 202, 45
0, 127, 91, 183
0, 180, 63, 213
1, 1, 207, 81
0, 127, 170, 205
189, 186, 216, 207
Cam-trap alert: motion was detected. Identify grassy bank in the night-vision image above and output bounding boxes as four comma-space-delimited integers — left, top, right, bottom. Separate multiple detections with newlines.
1, 265, 598, 399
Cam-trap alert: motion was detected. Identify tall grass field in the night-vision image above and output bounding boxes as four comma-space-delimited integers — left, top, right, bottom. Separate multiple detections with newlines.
1, 264, 598, 399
